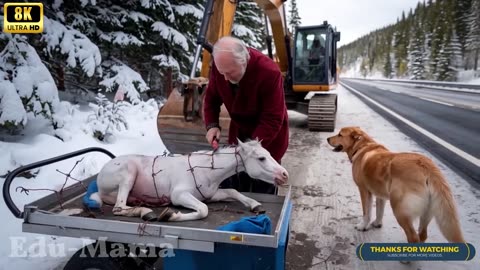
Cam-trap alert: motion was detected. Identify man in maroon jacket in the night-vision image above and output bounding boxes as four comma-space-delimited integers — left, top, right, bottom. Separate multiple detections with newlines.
203, 36, 289, 194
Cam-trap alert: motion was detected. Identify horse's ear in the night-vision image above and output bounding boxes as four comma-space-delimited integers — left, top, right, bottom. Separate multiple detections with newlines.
237, 138, 245, 147
254, 137, 263, 145
237, 138, 252, 153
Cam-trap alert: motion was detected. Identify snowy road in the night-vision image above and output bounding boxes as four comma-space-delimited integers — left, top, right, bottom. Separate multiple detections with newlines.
340, 79, 480, 183
280, 84, 480, 270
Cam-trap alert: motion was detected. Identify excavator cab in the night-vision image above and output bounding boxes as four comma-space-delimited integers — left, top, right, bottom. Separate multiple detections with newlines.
285, 21, 341, 131
292, 23, 341, 88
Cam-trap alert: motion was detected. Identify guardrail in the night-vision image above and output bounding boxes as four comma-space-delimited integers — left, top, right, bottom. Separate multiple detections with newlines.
344, 77, 480, 91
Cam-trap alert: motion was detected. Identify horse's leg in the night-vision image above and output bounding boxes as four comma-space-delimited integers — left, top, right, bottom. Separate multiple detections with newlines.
168, 192, 208, 222
112, 179, 153, 220
209, 189, 262, 212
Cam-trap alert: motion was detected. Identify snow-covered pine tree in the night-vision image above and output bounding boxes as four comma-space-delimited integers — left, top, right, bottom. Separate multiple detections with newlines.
449, 30, 464, 77
0, 35, 60, 132
288, 0, 301, 34
429, 0, 450, 79
384, 50, 394, 78
408, 20, 427, 80
232, 1, 265, 49
87, 93, 129, 142
466, 0, 480, 70
454, 0, 472, 68
40, 1, 102, 94
434, 0, 461, 81
49, 0, 200, 98
392, 25, 402, 77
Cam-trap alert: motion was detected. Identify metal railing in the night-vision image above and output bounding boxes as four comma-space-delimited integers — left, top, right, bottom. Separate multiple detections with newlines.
344, 77, 480, 91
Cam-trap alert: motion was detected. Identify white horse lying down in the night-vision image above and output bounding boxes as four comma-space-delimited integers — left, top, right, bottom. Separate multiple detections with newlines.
90, 139, 289, 222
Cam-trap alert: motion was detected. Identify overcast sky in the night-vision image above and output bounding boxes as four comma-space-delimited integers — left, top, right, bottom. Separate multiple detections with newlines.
295, 0, 423, 47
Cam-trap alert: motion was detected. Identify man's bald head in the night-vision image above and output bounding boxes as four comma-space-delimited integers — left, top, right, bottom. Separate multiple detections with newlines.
212, 36, 250, 84
213, 36, 250, 65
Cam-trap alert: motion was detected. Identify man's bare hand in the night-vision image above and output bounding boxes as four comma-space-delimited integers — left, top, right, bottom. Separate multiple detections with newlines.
206, 127, 221, 145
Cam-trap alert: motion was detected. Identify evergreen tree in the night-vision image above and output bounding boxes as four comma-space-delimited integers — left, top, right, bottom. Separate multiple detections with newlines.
449, 30, 464, 75
384, 48, 394, 78
454, 0, 472, 66
233, 1, 265, 49
49, 0, 201, 96
0, 36, 61, 131
434, 0, 461, 81
466, 0, 480, 70
408, 21, 426, 80
428, 0, 447, 79
288, 0, 301, 34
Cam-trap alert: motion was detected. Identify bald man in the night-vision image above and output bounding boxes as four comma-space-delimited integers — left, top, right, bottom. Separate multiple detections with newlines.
203, 36, 289, 194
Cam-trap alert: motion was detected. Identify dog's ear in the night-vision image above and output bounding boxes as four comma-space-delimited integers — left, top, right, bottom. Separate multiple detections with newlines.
351, 130, 363, 141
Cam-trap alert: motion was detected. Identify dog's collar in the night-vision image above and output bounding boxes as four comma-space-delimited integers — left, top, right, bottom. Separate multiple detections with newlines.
349, 140, 364, 162
349, 148, 360, 162
350, 143, 383, 162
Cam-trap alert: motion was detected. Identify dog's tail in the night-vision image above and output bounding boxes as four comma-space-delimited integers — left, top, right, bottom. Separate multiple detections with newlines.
424, 167, 464, 243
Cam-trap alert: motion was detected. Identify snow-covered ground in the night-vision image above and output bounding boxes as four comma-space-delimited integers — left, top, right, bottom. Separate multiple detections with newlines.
0, 99, 166, 269
1, 80, 479, 269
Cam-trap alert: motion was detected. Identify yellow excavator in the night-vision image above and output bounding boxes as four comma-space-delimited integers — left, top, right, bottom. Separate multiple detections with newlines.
157, 0, 340, 154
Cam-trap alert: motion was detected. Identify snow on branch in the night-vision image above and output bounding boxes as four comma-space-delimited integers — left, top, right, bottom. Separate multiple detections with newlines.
0, 36, 60, 128
42, 17, 102, 77
69, 13, 96, 30
99, 32, 144, 46
233, 24, 261, 48
141, 0, 174, 22
173, 4, 203, 19
80, 0, 97, 7
152, 21, 188, 50
0, 77, 27, 127
99, 62, 149, 104
152, 54, 180, 69
122, 11, 153, 23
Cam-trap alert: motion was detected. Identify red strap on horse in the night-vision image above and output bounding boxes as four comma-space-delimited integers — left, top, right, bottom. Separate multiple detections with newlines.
212, 136, 219, 151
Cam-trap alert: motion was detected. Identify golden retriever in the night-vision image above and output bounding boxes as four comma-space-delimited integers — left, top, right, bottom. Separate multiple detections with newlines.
327, 126, 464, 243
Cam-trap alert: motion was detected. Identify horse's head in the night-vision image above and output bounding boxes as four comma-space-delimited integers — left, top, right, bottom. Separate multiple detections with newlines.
237, 139, 289, 185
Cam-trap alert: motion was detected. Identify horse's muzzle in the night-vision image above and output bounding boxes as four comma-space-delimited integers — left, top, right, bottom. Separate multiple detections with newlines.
274, 169, 289, 185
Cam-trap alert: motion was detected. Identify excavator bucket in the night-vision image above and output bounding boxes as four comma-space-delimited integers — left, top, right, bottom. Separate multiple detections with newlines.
157, 77, 230, 154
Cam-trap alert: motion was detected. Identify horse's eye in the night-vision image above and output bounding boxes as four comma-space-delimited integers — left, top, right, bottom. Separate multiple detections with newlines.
258, 157, 266, 162
338, 133, 342, 137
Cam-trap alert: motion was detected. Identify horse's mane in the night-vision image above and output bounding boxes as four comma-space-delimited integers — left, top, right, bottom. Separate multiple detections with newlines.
242, 138, 262, 146
164, 139, 263, 156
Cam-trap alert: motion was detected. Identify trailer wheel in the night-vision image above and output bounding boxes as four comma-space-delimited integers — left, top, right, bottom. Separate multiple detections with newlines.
63, 243, 138, 270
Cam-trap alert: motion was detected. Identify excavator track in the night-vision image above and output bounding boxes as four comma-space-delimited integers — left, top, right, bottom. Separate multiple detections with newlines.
307, 94, 337, 132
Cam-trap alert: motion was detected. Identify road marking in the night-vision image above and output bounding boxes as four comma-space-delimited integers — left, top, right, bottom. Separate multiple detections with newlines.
419, 97, 454, 107
386, 89, 401, 94
341, 83, 480, 167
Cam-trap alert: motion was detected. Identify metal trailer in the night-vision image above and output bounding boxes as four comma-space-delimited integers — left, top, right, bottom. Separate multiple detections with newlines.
3, 147, 293, 270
